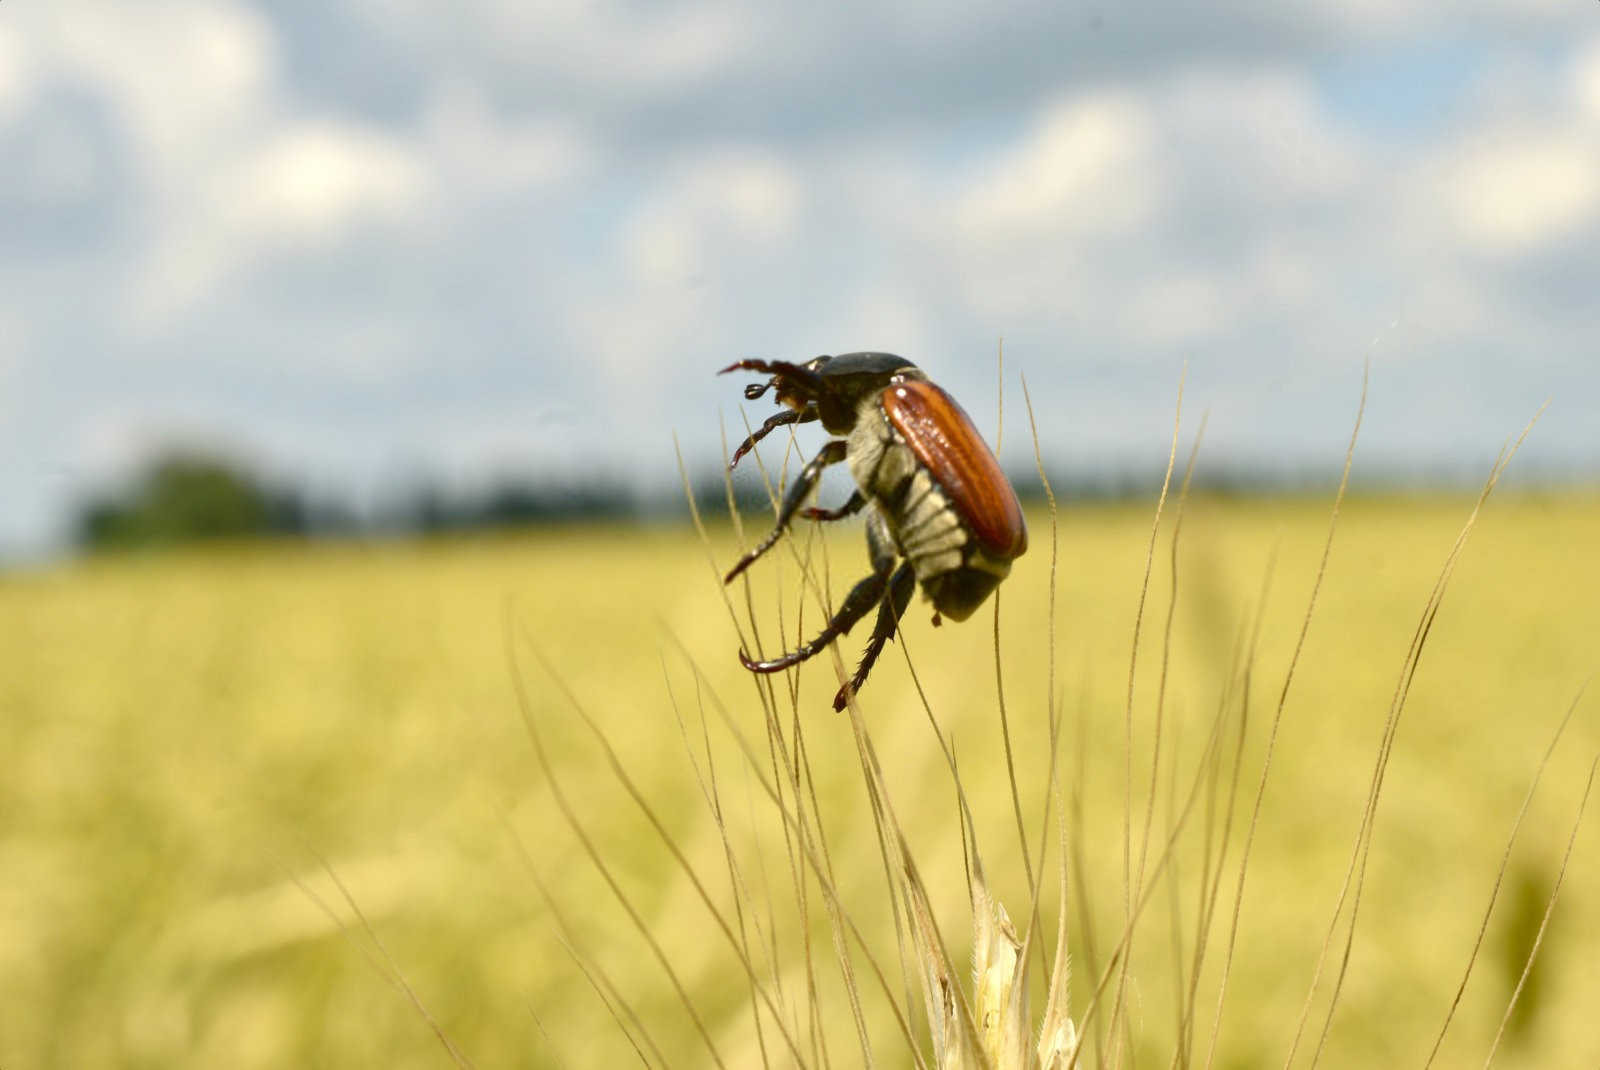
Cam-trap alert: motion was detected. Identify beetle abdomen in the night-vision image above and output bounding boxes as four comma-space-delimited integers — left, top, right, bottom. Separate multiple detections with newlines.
893, 466, 966, 578
847, 411, 967, 580
882, 380, 1028, 561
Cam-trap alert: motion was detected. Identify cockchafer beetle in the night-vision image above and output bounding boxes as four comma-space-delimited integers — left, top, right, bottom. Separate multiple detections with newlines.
721, 352, 1027, 710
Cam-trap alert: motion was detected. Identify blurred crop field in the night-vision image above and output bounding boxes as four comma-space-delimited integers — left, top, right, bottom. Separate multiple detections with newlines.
3, 488, 1598, 1068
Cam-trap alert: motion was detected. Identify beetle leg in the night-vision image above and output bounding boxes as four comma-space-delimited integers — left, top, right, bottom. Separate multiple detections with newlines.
738, 569, 888, 674
738, 510, 897, 675
801, 490, 866, 522
833, 561, 916, 711
729, 408, 817, 471
724, 439, 848, 583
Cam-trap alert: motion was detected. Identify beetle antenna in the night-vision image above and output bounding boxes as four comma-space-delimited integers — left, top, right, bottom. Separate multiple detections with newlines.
744, 381, 773, 401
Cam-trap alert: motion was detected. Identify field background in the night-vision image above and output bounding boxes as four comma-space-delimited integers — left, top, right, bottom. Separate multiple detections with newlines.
4, 489, 1598, 1067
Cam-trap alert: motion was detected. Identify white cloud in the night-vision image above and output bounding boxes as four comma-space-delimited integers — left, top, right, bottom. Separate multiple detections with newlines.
714, 157, 803, 243
1431, 131, 1600, 255
552, 151, 812, 408
621, 150, 802, 285
16, 120, 103, 204
0, 24, 33, 125
957, 90, 1156, 238
424, 0, 760, 92
834, 285, 937, 362
936, 66, 1372, 344
4, 2, 297, 332
0, 304, 21, 382
1157, 67, 1365, 199
1123, 274, 1228, 347
222, 121, 428, 240
422, 81, 595, 195
50, 1, 278, 173
1574, 39, 1600, 120
128, 119, 428, 331
625, 212, 700, 286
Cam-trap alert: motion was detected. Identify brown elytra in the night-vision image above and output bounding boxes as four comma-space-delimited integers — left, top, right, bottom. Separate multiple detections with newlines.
883, 379, 1028, 560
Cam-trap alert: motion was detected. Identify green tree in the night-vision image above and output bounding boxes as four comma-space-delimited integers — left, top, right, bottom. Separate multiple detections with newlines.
78, 452, 303, 549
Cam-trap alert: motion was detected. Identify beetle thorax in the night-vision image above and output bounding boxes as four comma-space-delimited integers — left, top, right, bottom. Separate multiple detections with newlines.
845, 394, 914, 496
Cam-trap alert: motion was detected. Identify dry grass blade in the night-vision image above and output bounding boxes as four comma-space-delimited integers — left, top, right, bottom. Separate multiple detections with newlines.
1065, 632, 1274, 1070
1020, 373, 1062, 834
1423, 681, 1589, 1066
1124, 369, 1187, 902
987, 344, 1040, 956
793, 695, 875, 1069
894, 630, 1001, 1061
659, 655, 784, 1067
758, 689, 846, 1066
503, 615, 731, 1070
1018, 373, 1072, 1002
665, 636, 931, 1066
1130, 413, 1207, 929
699, 423, 872, 1067
1175, 549, 1276, 1068
993, 590, 1038, 943
510, 616, 811, 1068
1039, 781, 1081, 1069
1482, 754, 1600, 1068
723, 512, 877, 1065
840, 671, 989, 1066
724, 432, 882, 1068
1201, 367, 1366, 1070
896, 600, 1079, 1070
1143, 552, 1267, 1070
1293, 407, 1544, 1069
286, 855, 477, 1070
1110, 367, 1186, 1060
675, 432, 771, 686
526, 1005, 569, 1070
1068, 685, 1107, 1068
506, 820, 667, 1069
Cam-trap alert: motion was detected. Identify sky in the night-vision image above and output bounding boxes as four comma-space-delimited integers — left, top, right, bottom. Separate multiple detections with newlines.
2, 1, 1598, 556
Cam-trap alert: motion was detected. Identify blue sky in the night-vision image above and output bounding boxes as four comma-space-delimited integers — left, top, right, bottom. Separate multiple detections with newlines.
2, 2, 1597, 555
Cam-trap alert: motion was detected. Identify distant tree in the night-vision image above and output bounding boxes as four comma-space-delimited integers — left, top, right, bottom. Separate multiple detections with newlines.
77, 451, 305, 550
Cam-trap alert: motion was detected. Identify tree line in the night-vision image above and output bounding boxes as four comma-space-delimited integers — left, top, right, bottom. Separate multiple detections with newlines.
74, 449, 766, 551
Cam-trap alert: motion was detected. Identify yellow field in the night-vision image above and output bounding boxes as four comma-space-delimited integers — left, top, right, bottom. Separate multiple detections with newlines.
4, 490, 1598, 1067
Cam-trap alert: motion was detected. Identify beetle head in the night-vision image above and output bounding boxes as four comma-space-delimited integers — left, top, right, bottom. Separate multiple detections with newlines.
725, 353, 923, 434
742, 355, 832, 411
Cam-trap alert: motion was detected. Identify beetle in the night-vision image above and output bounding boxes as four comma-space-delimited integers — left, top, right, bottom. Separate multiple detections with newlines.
721, 352, 1027, 710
